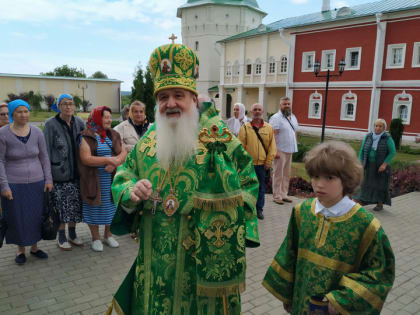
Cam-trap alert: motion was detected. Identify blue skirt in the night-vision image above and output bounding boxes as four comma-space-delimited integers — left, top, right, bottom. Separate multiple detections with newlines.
1, 180, 45, 246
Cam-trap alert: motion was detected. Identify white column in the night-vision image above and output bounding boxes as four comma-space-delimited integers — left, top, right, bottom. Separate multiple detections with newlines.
219, 43, 225, 87
369, 19, 387, 131
286, 34, 296, 100
261, 35, 268, 84
237, 86, 244, 104
258, 85, 268, 120
239, 39, 245, 84
219, 86, 226, 119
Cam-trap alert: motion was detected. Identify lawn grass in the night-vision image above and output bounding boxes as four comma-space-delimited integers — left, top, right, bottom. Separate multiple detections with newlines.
29, 110, 121, 122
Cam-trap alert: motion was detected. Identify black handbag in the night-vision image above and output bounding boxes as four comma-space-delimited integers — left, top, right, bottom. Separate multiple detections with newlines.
0, 213, 7, 248
41, 192, 59, 241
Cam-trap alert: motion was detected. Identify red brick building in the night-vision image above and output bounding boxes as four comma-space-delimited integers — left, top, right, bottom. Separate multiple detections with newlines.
286, 0, 420, 141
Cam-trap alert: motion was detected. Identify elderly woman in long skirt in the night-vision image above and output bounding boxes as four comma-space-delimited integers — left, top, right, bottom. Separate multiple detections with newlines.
0, 99, 53, 264
44, 94, 86, 250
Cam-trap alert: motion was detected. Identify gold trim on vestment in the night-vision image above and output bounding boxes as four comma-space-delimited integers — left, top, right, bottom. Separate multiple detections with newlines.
261, 280, 292, 303
311, 200, 361, 222
294, 202, 302, 229
105, 298, 125, 315
325, 293, 350, 315
196, 281, 245, 297
340, 277, 384, 311
298, 249, 354, 273
271, 260, 294, 282
193, 192, 243, 211
355, 217, 381, 269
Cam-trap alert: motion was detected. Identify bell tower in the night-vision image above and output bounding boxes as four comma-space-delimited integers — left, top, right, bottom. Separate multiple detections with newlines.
177, 0, 267, 95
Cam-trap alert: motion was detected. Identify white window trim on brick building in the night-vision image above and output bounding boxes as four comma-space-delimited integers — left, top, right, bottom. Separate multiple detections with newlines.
412, 42, 420, 68
308, 91, 322, 119
321, 49, 336, 71
345, 47, 362, 70
392, 90, 412, 125
302, 51, 315, 72
386, 43, 406, 69
340, 91, 357, 121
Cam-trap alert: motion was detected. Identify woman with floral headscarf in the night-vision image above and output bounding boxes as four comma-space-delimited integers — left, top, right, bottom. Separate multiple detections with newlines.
78, 106, 126, 251
227, 103, 248, 136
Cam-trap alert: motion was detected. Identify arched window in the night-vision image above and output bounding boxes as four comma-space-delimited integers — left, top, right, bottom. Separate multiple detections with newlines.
255, 58, 262, 75
280, 55, 288, 73
225, 62, 232, 76
393, 90, 412, 124
340, 91, 357, 121
233, 61, 240, 76
268, 57, 276, 74
245, 59, 252, 75
308, 91, 322, 119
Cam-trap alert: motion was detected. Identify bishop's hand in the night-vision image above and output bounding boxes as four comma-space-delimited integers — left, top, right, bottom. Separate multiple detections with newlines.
130, 179, 153, 203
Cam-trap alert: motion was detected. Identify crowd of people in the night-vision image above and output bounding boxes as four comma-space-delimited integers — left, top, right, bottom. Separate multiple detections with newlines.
0, 42, 397, 314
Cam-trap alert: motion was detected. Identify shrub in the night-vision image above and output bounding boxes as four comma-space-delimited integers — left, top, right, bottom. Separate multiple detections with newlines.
288, 176, 314, 198
390, 165, 420, 197
390, 160, 414, 170
111, 120, 120, 128
293, 143, 312, 162
389, 118, 404, 150
43, 95, 55, 112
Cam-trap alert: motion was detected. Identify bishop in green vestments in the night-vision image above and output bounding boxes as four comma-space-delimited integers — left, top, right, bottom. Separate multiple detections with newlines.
107, 43, 260, 315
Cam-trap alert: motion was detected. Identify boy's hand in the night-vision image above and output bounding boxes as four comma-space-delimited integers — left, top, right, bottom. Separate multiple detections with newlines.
328, 302, 339, 315
283, 302, 292, 313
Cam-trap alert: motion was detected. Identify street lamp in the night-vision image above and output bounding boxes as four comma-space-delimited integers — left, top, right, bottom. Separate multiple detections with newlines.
314, 58, 346, 142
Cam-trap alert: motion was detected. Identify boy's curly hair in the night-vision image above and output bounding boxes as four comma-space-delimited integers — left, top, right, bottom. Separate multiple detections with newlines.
304, 141, 363, 195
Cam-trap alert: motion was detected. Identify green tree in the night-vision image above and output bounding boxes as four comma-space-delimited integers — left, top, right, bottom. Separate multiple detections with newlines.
144, 66, 155, 122
72, 95, 82, 110
43, 94, 55, 112
131, 63, 145, 104
90, 71, 108, 79
6, 91, 43, 111
41, 65, 86, 78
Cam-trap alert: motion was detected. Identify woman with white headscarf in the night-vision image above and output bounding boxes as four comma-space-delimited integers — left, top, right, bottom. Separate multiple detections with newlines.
227, 103, 247, 136
355, 118, 396, 211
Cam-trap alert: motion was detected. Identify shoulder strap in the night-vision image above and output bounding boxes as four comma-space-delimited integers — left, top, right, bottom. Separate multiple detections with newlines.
252, 125, 268, 155
284, 114, 295, 132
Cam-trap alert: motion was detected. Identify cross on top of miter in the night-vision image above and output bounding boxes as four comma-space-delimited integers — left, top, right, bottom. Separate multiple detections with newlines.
169, 33, 177, 44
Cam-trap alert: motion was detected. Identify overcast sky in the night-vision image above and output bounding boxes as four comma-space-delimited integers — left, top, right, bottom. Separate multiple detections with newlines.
0, 0, 373, 91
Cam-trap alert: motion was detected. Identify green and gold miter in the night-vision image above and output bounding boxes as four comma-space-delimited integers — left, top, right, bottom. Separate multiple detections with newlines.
149, 43, 199, 96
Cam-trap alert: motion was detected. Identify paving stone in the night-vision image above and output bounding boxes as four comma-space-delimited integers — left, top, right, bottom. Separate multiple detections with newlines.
1, 192, 420, 314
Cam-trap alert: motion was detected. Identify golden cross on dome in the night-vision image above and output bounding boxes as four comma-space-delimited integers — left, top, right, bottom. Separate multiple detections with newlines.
169, 33, 178, 44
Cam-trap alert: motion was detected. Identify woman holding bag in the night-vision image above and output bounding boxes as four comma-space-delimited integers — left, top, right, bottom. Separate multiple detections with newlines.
0, 99, 53, 264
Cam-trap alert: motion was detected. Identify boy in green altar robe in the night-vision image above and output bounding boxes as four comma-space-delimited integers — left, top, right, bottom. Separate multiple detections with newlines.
107, 43, 260, 315
262, 141, 395, 314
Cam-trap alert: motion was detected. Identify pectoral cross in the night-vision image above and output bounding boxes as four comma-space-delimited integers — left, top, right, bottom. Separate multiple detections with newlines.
169, 33, 177, 44
151, 190, 162, 215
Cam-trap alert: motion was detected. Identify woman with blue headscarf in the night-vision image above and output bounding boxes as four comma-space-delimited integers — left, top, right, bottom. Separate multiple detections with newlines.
355, 118, 396, 211
0, 99, 53, 264
44, 94, 86, 251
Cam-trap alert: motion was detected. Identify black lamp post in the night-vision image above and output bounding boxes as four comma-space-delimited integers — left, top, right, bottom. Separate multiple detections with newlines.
314, 58, 346, 142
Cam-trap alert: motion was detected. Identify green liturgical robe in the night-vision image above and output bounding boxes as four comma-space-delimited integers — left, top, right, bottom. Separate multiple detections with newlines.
108, 102, 260, 315
262, 198, 395, 315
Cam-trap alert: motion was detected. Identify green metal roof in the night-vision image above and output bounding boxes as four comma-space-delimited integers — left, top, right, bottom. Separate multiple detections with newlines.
177, 0, 266, 17
208, 85, 219, 92
219, 0, 420, 42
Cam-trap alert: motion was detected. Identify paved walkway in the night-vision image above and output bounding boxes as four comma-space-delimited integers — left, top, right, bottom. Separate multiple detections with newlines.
1, 192, 420, 314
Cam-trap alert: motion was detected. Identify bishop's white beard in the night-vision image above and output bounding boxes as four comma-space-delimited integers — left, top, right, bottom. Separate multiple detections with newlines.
155, 102, 199, 169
